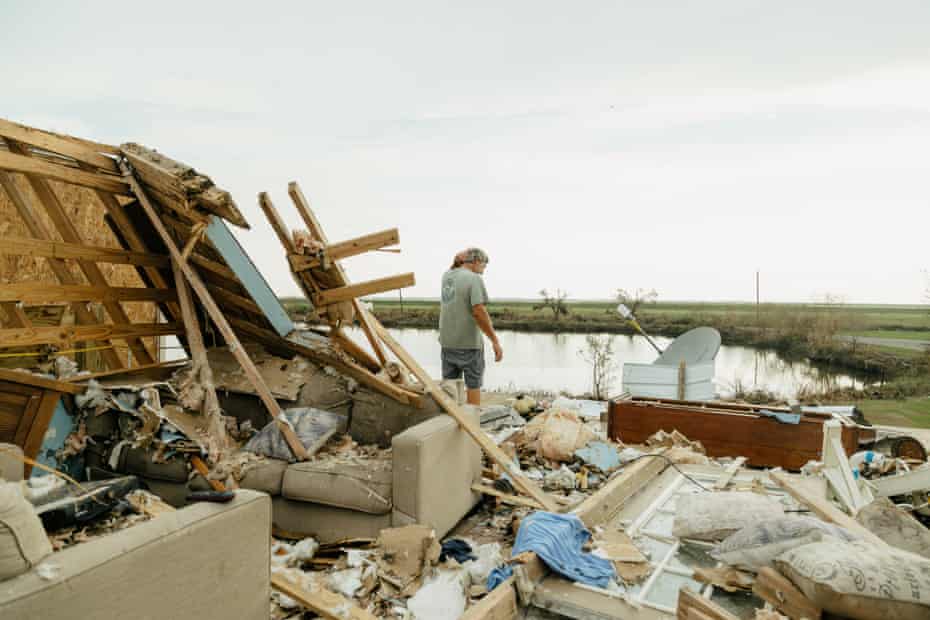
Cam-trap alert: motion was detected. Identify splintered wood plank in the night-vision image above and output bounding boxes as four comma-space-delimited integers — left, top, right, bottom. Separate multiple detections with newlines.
173, 260, 226, 457
0, 284, 177, 304
123, 164, 308, 461
258, 192, 298, 253
0, 118, 119, 173
288, 228, 400, 272
0, 149, 130, 195
314, 273, 416, 306
460, 576, 517, 620
373, 320, 559, 512
677, 589, 741, 620
5, 139, 154, 365
0, 323, 181, 348
0, 236, 170, 267
0, 168, 124, 369
271, 573, 376, 620
121, 142, 249, 228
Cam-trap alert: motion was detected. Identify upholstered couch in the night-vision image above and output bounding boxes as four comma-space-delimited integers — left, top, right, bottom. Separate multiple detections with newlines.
0, 443, 272, 620
110, 407, 483, 543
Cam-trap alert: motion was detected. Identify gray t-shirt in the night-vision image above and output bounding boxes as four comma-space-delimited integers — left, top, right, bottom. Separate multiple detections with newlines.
439, 268, 489, 349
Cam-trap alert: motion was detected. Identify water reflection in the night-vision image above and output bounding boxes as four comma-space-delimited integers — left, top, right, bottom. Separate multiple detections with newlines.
348, 327, 862, 398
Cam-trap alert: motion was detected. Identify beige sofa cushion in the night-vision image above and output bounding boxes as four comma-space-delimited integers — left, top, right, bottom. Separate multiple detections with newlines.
0, 490, 270, 620
391, 411, 481, 539
239, 458, 288, 496
271, 497, 391, 543
282, 457, 392, 515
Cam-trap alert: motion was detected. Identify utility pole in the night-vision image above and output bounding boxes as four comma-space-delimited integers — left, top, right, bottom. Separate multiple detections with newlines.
755, 270, 760, 324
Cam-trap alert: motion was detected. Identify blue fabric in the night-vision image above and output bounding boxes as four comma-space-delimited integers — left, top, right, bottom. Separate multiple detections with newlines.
487, 565, 514, 591
510, 511, 615, 588
759, 409, 801, 425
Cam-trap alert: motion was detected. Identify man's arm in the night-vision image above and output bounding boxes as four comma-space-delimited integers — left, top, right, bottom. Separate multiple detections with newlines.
472, 303, 503, 361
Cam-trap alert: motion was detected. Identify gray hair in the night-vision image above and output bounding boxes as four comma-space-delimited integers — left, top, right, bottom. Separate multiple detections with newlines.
461, 247, 489, 265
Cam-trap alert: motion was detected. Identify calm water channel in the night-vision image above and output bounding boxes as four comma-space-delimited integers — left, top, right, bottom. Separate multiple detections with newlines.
352, 327, 863, 398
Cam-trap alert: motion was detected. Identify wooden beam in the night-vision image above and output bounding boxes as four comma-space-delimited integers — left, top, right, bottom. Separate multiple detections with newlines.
189, 253, 238, 281
0, 235, 170, 267
372, 320, 558, 511
0, 322, 181, 348
330, 328, 381, 374
206, 284, 265, 317
314, 273, 415, 306
769, 470, 885, 546
62, 360, 188, 383
0, 368, 87, 395
0, 169, 124, 369
258, 192, 298, 253
287, 181, 388, 364
0, 284, 177, 304
472, 483, 545, 510
460, 576, 517, 620
22, 391, 61, 477
122, 165, 308, 461
271, 573, 376, 620
572, 450, 669, 527
752, 568, 822, 620
0, 118, 119, 173
0, 150, 130, 195
5, 139, 154, 365
288, 228, 400, 272
173, 260, 226, 459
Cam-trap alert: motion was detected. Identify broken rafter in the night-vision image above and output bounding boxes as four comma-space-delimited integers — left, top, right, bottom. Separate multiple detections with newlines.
0, 149, 130, 195
122, 163, 308, 461
0, 235, 170, 267
121, 142, 249, 229
287, 181, 389, 366
313, 273, 416, 306
0, 284, 177, 305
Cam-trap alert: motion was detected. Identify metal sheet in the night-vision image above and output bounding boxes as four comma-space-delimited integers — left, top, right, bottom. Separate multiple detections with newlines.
205, 216, 294, 337
655, 327, 721, 366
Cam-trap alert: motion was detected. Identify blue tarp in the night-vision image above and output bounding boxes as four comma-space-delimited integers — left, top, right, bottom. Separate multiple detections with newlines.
487, 511, 615, 590
759, 409, 801, 424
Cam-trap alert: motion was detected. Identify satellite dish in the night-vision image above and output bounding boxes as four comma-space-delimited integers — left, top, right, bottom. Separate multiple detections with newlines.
616, 303, 633, 320
655, 327, 721, 366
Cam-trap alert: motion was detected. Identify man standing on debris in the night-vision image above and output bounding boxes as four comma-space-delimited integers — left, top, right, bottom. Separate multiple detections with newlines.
440, 247, 503, 405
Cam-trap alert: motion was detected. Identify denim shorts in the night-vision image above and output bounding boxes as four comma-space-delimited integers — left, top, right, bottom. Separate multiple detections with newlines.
441, 347, 485, 389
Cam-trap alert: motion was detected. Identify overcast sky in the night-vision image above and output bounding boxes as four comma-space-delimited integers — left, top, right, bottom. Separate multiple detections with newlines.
3, 2, 929, 304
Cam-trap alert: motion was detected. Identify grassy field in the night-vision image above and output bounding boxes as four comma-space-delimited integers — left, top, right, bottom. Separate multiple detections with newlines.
856, 397, 930, 428
846, 330, 930, 341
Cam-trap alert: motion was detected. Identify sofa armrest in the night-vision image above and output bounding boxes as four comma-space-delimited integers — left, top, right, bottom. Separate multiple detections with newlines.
391, 409, 482, 538
0, 490, 271, 620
